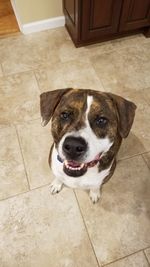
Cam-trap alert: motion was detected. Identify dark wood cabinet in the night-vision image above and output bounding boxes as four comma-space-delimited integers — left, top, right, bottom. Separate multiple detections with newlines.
63, 0, 150, 46
119, 0, 150, 31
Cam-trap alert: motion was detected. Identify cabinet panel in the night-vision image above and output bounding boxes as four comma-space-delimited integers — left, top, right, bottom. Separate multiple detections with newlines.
119, 0, 150, 31
81, 0, 122, 41
63, 0, 81, 44
90, 0, 114, 29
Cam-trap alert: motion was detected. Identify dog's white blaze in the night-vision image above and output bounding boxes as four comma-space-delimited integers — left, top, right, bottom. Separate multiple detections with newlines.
86, 95, 93, 116
58, 95, 113, 162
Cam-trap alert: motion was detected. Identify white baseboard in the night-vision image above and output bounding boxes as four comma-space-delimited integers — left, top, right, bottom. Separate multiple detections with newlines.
11, 0, 65, 34
21, 16, 65, 34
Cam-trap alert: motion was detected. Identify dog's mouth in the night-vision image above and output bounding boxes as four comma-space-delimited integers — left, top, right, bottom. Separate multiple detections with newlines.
63, 160, 87, 177
62, 154, 101, 177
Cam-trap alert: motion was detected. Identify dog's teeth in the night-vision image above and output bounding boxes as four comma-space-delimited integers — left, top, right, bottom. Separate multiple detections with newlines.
64, 161, 85, 171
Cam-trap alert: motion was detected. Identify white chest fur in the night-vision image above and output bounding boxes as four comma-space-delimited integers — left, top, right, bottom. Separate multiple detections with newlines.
51, 146, 113, 190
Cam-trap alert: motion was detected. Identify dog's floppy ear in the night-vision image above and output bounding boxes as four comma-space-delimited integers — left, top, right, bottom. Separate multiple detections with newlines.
40, 88, 71, 126
107, 93, 137, 138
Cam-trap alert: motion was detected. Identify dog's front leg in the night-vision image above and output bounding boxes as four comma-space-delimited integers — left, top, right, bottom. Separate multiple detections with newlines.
50, 179, 63, 194
89, 188, 101, 203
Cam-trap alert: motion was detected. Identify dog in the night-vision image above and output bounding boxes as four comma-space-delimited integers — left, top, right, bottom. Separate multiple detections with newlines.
40, 88, 136, 203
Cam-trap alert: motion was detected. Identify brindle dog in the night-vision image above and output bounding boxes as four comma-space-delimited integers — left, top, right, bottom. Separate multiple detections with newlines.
40, 89, 136, 203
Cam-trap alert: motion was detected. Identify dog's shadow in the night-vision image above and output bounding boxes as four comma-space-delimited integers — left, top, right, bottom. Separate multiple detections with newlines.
100, 132, 150, 220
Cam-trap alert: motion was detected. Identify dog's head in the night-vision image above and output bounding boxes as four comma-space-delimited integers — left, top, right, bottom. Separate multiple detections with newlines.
40, 89, 136, 177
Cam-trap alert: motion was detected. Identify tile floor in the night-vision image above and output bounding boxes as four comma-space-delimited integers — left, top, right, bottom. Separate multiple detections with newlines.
0, 27, 150, 267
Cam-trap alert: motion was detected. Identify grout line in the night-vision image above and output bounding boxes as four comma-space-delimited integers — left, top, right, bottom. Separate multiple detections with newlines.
0, 181, 52, 202
87, 39, 138, 54
87, 35, 149, 58
0, 61, 58, 79
0, 65, 55, 79
117, 151, 150, 162
0, 68, 36, 78
33, 70, 42, 92
89, 57, 108, 93
102, 247, 150, 267
143, 250, 150, 267
73, 190, 100, 267
0, 63, 5, 76
0, 118, 41, 130
142, 153, 150, 171
14, 117, 41, 124
14, 125, 31, 191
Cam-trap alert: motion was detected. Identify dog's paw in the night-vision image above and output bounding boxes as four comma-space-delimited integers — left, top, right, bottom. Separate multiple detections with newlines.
50, 179, 63, 194
89, 189, 100, 204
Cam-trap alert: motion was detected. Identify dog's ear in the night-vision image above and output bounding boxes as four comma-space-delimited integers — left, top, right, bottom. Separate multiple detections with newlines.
107, 93, 137, 138
40, 88, 71, 126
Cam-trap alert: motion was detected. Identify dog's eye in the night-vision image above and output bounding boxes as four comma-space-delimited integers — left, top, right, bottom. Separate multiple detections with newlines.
60, 111, 72, 121
95, 116, 108, 127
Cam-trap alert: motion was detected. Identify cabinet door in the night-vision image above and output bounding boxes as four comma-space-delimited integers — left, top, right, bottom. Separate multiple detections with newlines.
81, 0, 122, 41
119, 0, 150, 31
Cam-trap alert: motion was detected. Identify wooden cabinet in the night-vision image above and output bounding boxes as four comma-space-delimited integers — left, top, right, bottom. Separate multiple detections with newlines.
119, 0, 150, 31
63, 0, 150, 46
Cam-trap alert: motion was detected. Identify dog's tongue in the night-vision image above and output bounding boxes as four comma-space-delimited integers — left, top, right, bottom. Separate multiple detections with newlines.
67, 160, 83, 168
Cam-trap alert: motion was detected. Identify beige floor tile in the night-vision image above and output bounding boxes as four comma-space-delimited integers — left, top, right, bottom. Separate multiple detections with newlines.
86, 40, 114, 56
86, 34, 145, 57
145, 248, 150, 264
143, 153, 150, 169
59, 40, 88, 62
0, 28, 69, 75
142, 88, 150, 105
107, 251, 149, 267
75, 156, 150, 266
0, 126, 28, 200
0, 186, 98, 267
35, 60, 103, 92
17, 120, 53, 189
0, 64, 3, 77
91, 43, 150, 91
0, 72, 40, 125
111, 34, 148, 50
118, 132, 146, 160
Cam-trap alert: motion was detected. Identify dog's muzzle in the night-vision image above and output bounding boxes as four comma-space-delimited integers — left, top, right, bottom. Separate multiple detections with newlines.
58, 136, 101, 177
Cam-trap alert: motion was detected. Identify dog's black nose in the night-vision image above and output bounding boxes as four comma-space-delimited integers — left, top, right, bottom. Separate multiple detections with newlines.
63, 136, 87, 160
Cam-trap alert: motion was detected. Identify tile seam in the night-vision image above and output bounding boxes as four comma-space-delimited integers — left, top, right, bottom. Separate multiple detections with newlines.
14, 125, 31, 191
73, 190, 101, 267
143, 250, 150, 267
102, 247, 150, 267
142, 154, 150, 171
118, 152, 150, 162
0, 181, 52, 202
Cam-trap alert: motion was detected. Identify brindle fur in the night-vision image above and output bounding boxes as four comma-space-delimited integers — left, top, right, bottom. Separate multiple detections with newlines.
40, 88, 136, 185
